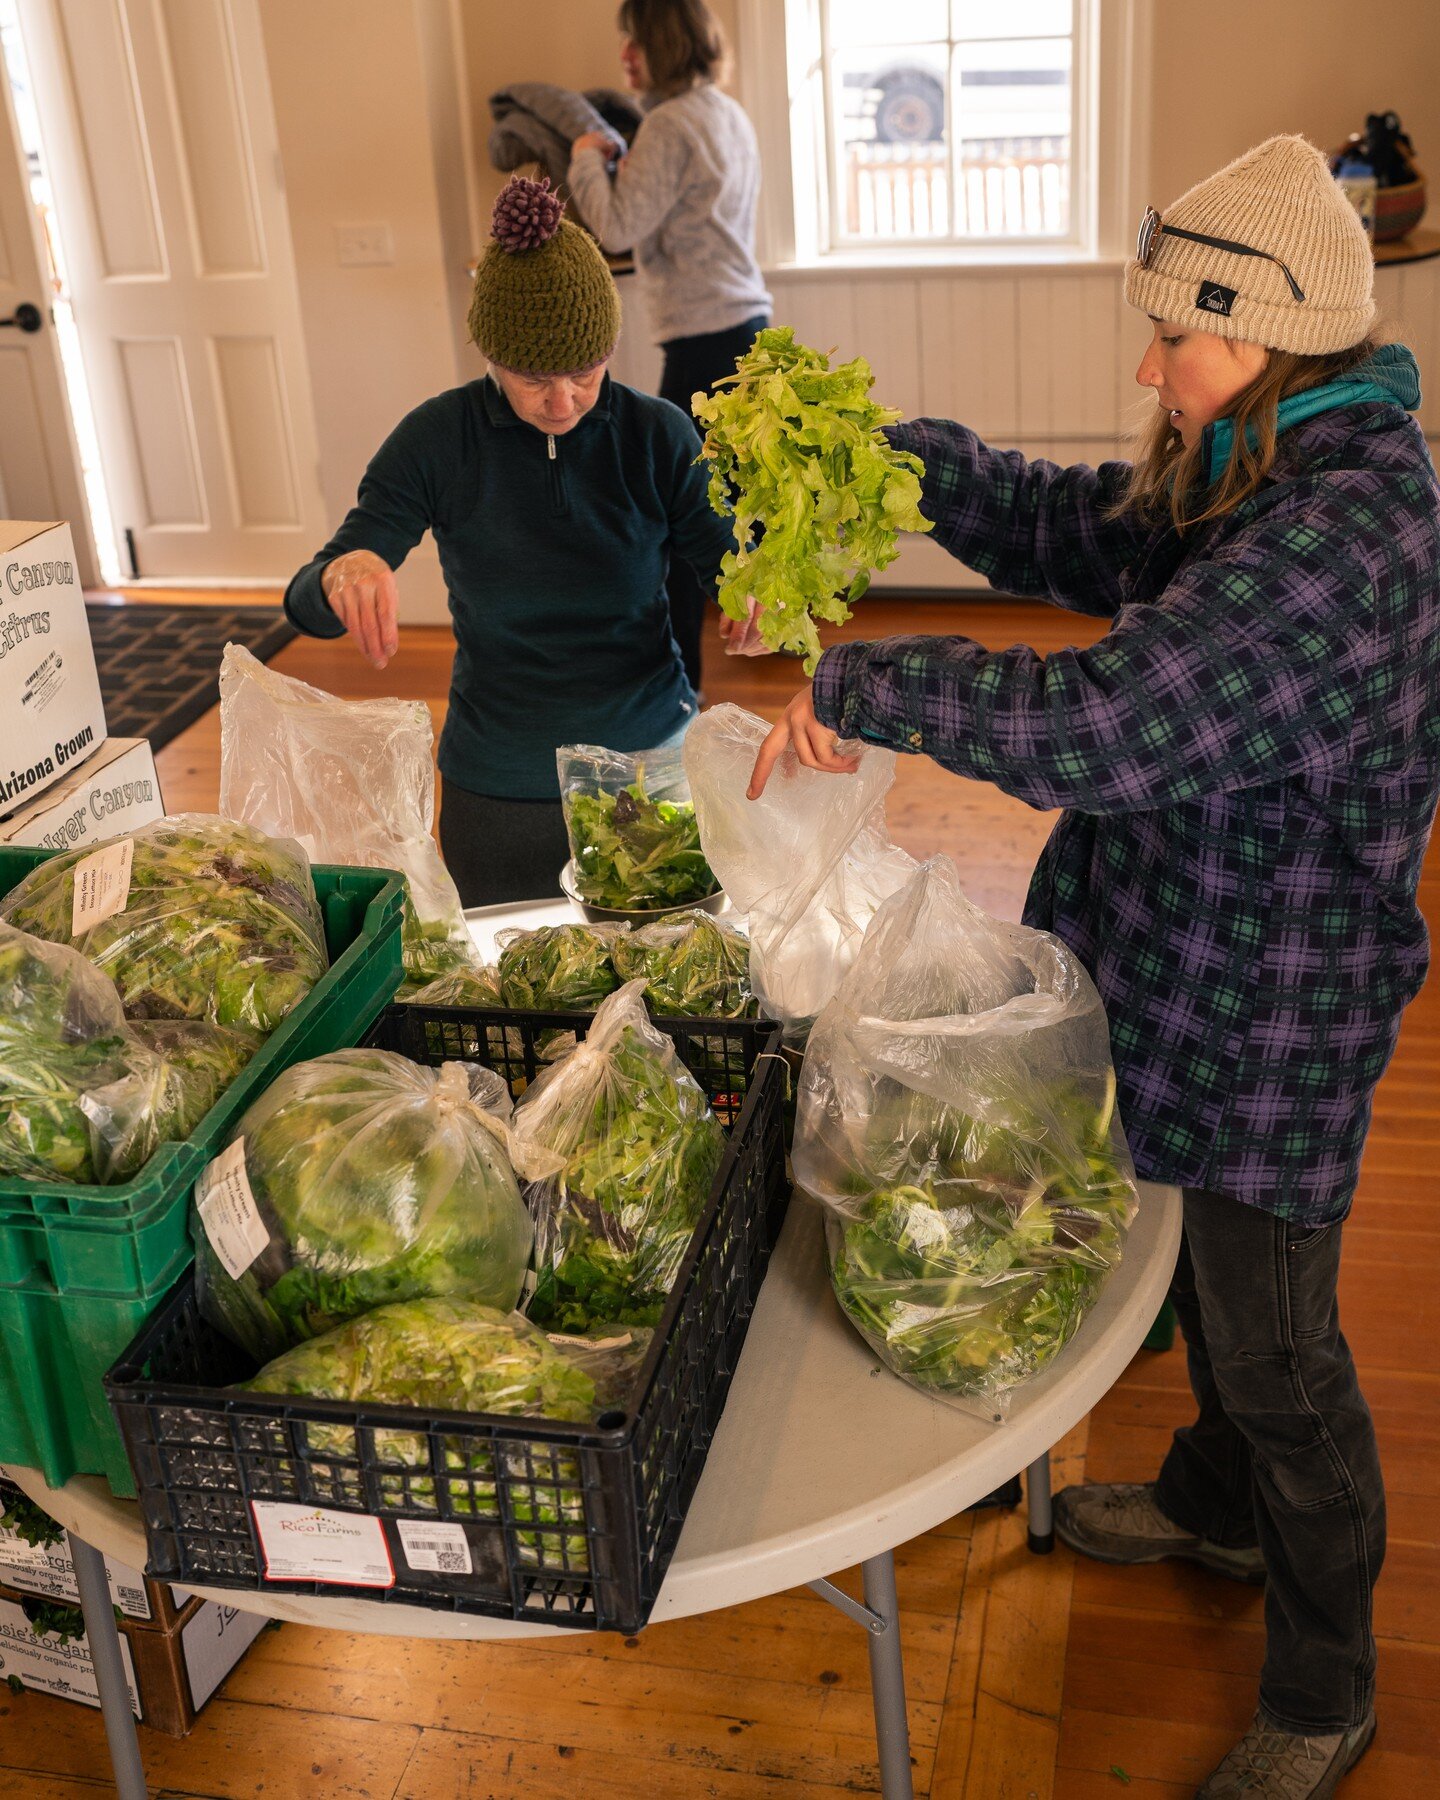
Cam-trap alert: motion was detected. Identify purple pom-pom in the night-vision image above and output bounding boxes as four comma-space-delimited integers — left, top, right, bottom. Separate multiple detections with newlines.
491, 175, 564, 253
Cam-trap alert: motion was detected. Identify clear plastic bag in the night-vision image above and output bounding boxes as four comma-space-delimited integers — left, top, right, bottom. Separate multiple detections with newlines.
194, 1048, 538, 1363
239, 1296, 600, 1562
89, 1019, 258, 1178
792, 857, 1139, 1421
683, 703, 915, 1043
0, 923, 254, 1185
557, 742, 719, 911
217, 644, 477, 992
0, 813, 328, 1032
496, 922, 622, 1012
610, 910, 755, 1018
513, 982, 724, 1332
403, 963, 503, 1009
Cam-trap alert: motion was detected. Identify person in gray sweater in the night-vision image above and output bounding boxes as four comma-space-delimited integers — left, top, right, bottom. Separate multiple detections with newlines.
567, 0, 771, 691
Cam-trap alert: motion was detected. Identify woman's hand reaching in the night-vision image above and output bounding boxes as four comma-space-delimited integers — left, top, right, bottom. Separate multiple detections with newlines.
321, 549, 399, 669
748, 686, 860, 799
572, 131, 623, 162
718, 597, 773, 657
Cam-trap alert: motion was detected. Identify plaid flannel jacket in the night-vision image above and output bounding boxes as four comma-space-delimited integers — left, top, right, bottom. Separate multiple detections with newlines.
811, 352, 1440, 1221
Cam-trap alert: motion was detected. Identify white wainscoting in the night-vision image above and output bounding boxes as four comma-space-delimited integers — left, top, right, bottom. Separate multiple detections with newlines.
610, 257, 1440, 593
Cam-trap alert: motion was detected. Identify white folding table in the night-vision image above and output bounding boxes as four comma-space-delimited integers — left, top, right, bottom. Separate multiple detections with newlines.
7, 1180, 1180, 1800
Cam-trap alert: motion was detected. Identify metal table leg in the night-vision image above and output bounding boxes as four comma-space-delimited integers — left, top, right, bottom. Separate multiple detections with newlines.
809, 1548, 914, 1799
67, 1532, 149, 1800
1026, 1450, 1055, 1554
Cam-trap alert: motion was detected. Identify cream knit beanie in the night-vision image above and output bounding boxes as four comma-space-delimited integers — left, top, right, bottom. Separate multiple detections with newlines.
1125, 135, 1376, 354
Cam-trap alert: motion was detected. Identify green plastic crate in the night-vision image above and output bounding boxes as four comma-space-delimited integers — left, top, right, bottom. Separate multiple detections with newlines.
0, 846, 406, 1493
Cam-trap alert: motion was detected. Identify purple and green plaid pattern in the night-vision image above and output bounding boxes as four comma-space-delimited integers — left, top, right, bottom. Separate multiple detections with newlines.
811, 388, 1440, 1222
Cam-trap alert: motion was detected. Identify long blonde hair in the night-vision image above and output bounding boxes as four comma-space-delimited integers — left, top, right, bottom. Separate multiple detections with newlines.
1118, 336, 1380, 533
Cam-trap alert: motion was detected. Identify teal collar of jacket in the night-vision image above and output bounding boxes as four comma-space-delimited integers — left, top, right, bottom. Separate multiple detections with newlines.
480, 371, 614, 432
1203, 342, 1422, 484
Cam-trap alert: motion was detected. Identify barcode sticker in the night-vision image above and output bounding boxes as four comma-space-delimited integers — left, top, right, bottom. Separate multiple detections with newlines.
196, 1138, 268, 1280
397, 1520, 472, 1576
252, 1502, 394, 1587
71, 837, 134, 935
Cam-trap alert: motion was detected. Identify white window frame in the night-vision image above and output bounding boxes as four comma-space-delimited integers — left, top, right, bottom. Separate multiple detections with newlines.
734, 0, 1153, 274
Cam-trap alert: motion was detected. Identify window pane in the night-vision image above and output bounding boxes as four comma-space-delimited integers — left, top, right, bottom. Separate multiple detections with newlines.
828, 0, 949, 48
833, 43, 950, 238
951, 0, 1072, 39
954, 37, 1070, 236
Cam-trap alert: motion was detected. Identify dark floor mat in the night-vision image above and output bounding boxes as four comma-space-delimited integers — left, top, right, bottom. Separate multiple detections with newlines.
84, 601, 296, 752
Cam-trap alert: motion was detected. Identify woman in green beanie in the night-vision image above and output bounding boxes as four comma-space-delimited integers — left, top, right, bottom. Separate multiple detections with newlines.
283, 175, 734, 906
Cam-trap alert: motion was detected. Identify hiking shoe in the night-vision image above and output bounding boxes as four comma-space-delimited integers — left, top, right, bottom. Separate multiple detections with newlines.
1196, 1709, 1376, 1798
1053, 1482, 1266, 1584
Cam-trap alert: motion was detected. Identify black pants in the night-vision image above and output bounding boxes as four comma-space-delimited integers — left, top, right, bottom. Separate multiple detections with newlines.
1154, 1188, 1384, 1734
658, 312, 769, 691
438, 777, 571, 908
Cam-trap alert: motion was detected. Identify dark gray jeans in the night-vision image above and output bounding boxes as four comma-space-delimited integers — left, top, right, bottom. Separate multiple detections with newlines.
1154, 1188, 1384, 1734
438, 778, 570, 908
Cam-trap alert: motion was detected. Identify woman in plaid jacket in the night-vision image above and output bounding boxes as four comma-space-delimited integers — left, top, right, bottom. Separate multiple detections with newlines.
751, 137, 1440, 1798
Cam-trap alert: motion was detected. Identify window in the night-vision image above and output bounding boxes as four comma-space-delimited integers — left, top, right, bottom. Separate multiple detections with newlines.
741, 0, 1145, 267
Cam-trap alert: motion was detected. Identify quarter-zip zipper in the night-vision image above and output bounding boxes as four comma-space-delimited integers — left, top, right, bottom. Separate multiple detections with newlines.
546, 432, 569, 514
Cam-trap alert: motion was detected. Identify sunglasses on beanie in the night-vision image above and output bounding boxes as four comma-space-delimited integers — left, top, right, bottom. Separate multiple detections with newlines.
1135, 204, 1307, 303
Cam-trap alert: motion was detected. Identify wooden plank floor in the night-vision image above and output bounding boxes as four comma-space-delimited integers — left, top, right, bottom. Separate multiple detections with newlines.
5, 595, 1436, 1799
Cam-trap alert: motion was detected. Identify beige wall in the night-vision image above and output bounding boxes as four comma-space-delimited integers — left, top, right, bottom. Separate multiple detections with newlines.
257, 0, 1439, 607
1148, 0, 1440, 210
258, 0, 458, 618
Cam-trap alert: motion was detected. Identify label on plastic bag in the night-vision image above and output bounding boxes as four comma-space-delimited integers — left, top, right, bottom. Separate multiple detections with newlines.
196, 1138, 269, 1280
396, 1519, 472, 1576
70, 836, 133, 935
251, 1502, 394, 1587
548, 1332, 633, 1351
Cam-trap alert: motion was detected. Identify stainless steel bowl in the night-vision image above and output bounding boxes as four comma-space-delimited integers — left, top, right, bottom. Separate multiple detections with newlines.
558, 859, 726, 926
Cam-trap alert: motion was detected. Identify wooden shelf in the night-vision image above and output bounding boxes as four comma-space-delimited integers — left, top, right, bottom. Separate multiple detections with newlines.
1373, 226, 1440, 265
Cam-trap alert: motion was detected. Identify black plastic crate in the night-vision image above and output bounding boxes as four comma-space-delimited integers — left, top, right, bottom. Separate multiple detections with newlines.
104, 1005, 788, 1633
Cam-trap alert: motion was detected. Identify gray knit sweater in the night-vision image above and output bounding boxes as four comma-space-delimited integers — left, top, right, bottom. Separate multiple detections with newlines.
567, 84, 771, 345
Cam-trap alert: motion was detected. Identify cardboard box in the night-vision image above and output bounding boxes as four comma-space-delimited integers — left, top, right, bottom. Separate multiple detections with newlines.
0, 1586, 269, 1736
0, 521, 107, 822
0, 738, 164, 851
0, 1520, 189, 1625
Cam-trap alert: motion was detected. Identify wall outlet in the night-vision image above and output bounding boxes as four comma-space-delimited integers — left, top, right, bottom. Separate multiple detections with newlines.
334, 222, 395, 266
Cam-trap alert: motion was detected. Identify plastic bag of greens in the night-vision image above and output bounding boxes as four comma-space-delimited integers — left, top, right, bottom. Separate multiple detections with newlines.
403, 962, 503, 1009
0, 923, 254, 1185
193, 1048, 540, 1363
684, 703, 915, 1044
0, 814, 328, 1032
239, 1297, 598, 1563
217, 644, 478, 994
793, 857, 1139, 1421
542, 1323, 655, 1414
611, 910, 755, 1018
558, 743, 718, 911
496, 923, 621, 1011
514, 982, 724, 1332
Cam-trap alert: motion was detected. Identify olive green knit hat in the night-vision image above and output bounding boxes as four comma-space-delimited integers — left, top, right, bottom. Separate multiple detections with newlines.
1125, 135, 1376, 354
468, 176, 621, 375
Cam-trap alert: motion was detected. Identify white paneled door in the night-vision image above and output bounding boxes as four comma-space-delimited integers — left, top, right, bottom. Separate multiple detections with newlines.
0, 54, 95, 579
16, 0, 325, 579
